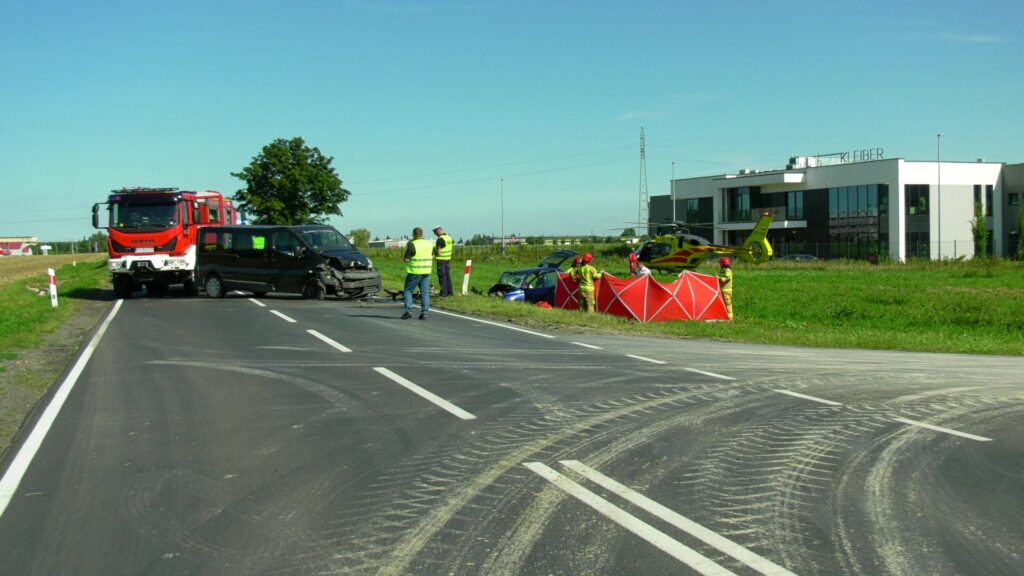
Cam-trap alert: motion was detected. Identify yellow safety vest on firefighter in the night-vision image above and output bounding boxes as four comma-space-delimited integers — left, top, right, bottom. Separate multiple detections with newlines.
406, 238, 434, 275
574, 264, 599, 288
436, 233, 453, 261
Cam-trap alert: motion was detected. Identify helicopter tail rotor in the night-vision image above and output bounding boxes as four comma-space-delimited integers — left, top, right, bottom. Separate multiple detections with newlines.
739, 213, 774, 264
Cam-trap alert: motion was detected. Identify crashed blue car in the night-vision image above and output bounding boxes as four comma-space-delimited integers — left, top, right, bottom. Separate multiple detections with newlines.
487, 250, 578, 305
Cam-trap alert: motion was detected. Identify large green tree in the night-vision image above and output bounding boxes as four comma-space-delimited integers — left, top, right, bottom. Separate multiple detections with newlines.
232, 137, 350, 224
349, 228, 370, 249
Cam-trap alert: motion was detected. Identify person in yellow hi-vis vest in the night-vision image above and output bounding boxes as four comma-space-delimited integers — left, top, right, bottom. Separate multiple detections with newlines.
717, 257, 734, 320
432, 225, 454, 297
402, 227, 434, 320
571, 252, 601, 313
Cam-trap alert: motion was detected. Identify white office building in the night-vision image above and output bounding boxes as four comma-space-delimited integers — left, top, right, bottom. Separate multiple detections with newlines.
650, 150, 1022, 261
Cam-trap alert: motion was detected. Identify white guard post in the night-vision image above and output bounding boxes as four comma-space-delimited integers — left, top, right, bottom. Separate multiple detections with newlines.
461, 259, 472, 296
48, 268, 58, 308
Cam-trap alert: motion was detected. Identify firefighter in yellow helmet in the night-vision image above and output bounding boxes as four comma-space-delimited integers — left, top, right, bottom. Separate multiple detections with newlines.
571, 252, 601, 313
718, 256, 734, 320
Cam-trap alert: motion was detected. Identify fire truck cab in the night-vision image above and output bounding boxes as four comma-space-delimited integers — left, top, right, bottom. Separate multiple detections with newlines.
93, 187, 237, 298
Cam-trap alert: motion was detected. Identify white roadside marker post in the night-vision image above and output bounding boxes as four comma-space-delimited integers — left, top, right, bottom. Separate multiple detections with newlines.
461, 259, 472, 296
48, 268, 58, 308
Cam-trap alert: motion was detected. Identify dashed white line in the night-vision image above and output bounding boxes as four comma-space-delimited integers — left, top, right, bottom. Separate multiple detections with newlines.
426, 308, 556, 339
248, 298, 266, 307
270, 310, 297, 323
373, 367, 476, 420
524, 462, 737, 575
572, 342, 603, 350
892, 417, 992, 442
684, 367, 736, 381
774, 389, 842, 406
559, 460, 797, 576
627, 354, 667, 364
307, 330, 352, 352
0, 300, 123, 519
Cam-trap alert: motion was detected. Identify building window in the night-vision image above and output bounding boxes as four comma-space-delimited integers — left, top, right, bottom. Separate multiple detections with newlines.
685, 198, 699, 223
787, 191, 804, 220
724, 187, 752, 222
905, 231, 930, 258
985, 185, 993, 216
905, 185, 929, 215
1009, 193, 1020, 206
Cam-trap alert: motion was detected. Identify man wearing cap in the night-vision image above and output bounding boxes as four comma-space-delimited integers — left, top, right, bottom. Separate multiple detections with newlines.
432, 225, 454, 298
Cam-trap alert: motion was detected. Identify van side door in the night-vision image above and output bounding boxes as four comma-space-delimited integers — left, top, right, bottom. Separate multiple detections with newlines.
268, 228, 311, 293
228, 230, 271, 292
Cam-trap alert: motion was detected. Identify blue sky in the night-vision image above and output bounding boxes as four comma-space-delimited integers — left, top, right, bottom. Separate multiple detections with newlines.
2, 0, 1021, 241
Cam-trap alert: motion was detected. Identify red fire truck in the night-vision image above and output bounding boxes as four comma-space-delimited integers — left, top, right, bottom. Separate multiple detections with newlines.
92, 187, 238, 298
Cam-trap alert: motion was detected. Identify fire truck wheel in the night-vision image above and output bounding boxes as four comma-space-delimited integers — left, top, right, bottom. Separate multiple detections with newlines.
113, 276, 134, 299
204, 274, 226, 298
303, 279, 326, 300
183, 278, 200, 296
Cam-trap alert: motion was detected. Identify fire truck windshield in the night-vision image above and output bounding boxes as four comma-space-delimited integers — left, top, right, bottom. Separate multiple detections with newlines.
111, 200, 179, 230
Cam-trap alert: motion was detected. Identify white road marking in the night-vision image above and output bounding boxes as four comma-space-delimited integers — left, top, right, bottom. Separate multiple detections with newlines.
373, 367, 476, 420
892, 417, 992, 442
560, 460, 797, 576
627, 354, 667, 364
0, 300, 124, 519
523, 462, 737, 576
249, 298, 266, 307
572, 342, 603, 350
307, 329, 352, 352
426, 308, 556, 339
270, 310, 297, 323
774, 389, 842, 406
684, 367, 736, 381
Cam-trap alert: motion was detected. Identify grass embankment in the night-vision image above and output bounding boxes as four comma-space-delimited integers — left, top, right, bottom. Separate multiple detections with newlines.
368, 248, 1024, 356
0, 255, 107, 368
0, 255, 108, 456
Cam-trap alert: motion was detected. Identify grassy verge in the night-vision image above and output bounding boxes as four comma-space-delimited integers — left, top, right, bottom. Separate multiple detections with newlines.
373, 253, 1024, 356
0, 259, 110, 369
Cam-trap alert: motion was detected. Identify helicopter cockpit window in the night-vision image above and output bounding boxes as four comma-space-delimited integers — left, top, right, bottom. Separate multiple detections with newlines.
650, 243, 672, 258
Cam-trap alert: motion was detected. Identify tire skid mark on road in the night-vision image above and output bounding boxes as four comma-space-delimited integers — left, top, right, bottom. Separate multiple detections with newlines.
322, 383, 764, 574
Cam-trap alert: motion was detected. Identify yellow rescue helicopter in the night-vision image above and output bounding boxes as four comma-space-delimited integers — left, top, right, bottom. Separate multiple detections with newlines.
635, 212, 774, 273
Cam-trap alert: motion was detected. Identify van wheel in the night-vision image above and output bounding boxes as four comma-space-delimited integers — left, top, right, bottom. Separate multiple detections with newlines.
113, 276, 134, 299
205, 274, 226, 298
303, 279, 325, 300
183, 278, 200, 296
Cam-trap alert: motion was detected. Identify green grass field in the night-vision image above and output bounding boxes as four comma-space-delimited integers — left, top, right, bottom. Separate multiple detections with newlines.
0, 259, 109, 369
1, 250, 1020, 360
368, 246, 1024, 356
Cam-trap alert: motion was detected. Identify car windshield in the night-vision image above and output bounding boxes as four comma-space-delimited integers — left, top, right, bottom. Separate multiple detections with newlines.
496, 271, 529, 287
111, 200, 178, 229
295, 228, 355, 252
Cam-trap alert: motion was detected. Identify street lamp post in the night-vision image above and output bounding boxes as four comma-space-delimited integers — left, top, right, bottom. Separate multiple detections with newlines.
671, 161, 677, 224
500, 177, 505, 254
937, 133, 944, 259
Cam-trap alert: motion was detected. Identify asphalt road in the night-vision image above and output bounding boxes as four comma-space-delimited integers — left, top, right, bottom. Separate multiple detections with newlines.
1, 294, 1022, 575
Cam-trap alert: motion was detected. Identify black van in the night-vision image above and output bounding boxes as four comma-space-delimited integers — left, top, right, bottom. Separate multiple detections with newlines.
196, 224, 382, 299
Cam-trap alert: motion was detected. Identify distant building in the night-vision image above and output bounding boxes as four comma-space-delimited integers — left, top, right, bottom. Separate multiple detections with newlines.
368, 238, 410, 249
650, 150, 1019, 260
0, 236, 37, 256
